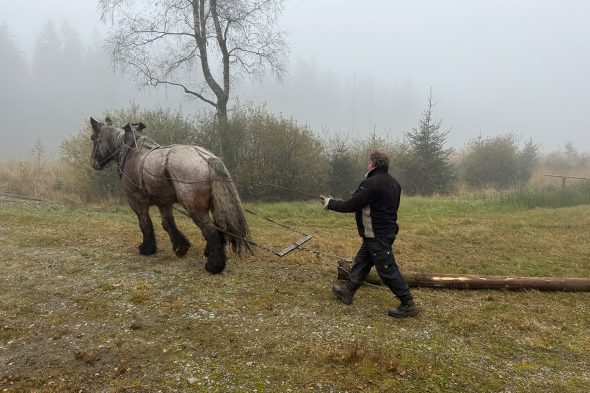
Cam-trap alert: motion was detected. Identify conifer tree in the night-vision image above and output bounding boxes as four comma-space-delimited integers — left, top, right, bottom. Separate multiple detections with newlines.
404, 90, 455, 195
328, 137, 357, 198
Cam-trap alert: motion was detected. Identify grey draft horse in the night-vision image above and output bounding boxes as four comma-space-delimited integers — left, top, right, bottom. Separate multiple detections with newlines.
89, 117, 251, 273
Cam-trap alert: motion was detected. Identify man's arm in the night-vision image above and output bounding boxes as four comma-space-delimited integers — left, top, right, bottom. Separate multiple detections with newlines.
327, 182, 372, 213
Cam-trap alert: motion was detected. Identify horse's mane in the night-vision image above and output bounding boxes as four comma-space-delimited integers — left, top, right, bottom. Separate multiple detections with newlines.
128, 131, 159, 151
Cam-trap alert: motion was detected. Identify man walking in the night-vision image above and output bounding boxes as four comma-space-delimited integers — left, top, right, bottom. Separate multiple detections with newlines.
321, 149, 418, 318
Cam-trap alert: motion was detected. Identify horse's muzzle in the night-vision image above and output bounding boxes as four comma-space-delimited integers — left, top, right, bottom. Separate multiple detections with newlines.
92, 159, 104, 170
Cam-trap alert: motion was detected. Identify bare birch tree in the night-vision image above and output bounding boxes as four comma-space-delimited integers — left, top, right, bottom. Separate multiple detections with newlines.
99, 0, 288, 129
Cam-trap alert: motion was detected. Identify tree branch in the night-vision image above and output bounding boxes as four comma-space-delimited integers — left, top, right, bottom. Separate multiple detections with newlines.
151, 79, 217, 107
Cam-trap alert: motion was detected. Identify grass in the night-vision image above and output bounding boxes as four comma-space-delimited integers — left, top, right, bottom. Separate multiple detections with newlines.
0, 196, 589, 392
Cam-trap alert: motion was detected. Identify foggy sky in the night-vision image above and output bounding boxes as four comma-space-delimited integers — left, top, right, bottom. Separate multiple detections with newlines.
1, 0, 589, 158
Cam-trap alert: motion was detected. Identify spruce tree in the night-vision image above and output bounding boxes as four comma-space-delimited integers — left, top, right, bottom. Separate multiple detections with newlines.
404, 90, 455, 195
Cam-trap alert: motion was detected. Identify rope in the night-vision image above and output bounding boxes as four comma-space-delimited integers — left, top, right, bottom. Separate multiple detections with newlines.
244, 208, 309, 237
0, 192, 58, 204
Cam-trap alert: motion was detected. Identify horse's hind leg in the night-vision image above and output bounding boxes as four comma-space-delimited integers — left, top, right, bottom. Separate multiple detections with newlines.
158, 205, 190, 257
129, 199, 157, 255
189, 211, 226, 274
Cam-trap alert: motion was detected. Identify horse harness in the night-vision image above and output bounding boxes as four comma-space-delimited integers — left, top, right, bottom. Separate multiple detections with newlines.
122, 143, 214, 197
115, 134, 316, 259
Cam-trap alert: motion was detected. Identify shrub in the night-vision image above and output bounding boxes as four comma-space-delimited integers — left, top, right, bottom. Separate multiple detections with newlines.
324, 134, 359, 198
349, 133, 412, 193
460, 134, 538, 189
227, 107, 329, 200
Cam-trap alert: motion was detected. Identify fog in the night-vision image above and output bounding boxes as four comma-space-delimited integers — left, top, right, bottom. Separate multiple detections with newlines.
1, 0, 589, 158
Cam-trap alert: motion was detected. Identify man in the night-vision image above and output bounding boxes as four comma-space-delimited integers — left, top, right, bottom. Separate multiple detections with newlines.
320, 149, 418, 318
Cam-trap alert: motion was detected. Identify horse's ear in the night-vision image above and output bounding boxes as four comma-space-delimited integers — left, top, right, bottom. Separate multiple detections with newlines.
131, 122, 146, 132
90, 117, 100, 133
105, 117, 112, 125
123, 124, 135, 147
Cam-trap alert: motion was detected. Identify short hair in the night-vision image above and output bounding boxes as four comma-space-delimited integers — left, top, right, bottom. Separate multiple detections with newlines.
370, 149, 389, 168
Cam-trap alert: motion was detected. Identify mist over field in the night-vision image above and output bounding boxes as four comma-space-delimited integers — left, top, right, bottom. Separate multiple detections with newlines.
1, 3, 590, 392
1, 0, 589, 158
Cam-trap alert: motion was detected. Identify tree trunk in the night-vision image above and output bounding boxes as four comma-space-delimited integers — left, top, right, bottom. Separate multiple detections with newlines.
337, 261, 590, 292
217, 100, 229, 130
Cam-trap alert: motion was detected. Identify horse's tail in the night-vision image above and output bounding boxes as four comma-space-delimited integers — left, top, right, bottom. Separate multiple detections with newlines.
208, 157, 252, 254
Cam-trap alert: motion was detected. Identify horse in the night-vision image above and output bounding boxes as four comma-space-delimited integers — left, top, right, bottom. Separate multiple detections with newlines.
89, 117, 251, 274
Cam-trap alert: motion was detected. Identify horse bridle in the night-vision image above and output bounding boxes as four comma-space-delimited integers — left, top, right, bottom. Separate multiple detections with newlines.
91, 127, 128, 170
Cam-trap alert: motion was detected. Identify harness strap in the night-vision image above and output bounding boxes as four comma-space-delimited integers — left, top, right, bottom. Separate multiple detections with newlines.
118, 146, 130, 178
138, 146, 161, 193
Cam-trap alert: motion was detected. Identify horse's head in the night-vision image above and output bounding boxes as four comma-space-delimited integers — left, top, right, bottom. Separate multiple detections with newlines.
90, 116, 117, 170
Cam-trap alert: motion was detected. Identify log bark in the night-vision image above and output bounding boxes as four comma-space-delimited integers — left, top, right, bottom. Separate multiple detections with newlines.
336, 261, 590, 292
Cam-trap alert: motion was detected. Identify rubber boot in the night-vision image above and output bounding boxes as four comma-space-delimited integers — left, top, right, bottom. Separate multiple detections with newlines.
331, 281, 361, 305
388, 299, 419, 318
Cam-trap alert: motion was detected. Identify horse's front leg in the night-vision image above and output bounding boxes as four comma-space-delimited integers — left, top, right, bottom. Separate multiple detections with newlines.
129, 200, 157, 255
158, 205, 190, 257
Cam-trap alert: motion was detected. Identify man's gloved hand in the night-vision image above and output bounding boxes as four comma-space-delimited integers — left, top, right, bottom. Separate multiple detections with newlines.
319, 194, 332, 209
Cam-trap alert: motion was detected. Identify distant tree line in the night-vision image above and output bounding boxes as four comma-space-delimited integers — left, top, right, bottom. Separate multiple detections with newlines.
0, 21, 176, 156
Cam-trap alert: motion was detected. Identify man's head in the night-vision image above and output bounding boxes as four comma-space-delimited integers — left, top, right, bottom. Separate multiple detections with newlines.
368, 149, 389, 170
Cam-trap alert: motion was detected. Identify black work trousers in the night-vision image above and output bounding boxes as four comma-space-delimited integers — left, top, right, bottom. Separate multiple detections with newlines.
349, 237, 412, 303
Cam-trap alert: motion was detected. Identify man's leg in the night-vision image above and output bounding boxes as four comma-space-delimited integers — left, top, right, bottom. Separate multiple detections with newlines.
367, 238, 418, 318
332, 239, 373, 305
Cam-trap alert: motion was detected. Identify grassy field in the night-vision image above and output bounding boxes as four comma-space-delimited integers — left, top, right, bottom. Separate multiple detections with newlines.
0, 195, 589, 392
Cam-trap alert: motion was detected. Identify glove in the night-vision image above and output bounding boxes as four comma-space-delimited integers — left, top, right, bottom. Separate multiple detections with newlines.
319, 194, 332, 209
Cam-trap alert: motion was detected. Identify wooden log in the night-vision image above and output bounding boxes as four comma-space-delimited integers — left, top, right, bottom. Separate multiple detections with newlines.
336, 261, 590, 292
405, 273, 590, 291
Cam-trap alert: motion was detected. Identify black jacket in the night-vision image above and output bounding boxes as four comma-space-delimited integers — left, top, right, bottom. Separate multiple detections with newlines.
327, 166, 401, 239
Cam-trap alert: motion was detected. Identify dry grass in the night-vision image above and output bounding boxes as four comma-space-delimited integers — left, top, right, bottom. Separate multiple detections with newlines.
0, 198, 589, 392
531, 162, 590, 187
0, 157, 81, 204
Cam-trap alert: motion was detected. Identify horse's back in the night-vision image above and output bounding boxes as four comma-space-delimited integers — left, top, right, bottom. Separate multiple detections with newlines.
165, 145, 213, 178
165, 145, 214, 209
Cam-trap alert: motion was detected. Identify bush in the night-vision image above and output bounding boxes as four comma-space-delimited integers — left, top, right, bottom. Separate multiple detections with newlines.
226, 107, 329, 200
349, 133, 412, 193
540, 143, 590, 173
323, 134, 359, 198
313, 131, 413, 199
460, 134, 538, 189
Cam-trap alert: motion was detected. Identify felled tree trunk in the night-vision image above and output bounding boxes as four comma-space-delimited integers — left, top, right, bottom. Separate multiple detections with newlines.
336, 261, 590, 292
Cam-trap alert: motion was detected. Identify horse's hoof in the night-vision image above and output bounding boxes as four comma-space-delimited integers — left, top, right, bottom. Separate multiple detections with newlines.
205, 260, 225, 274
138, 242, 157, 255
174, 242, 190, 258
